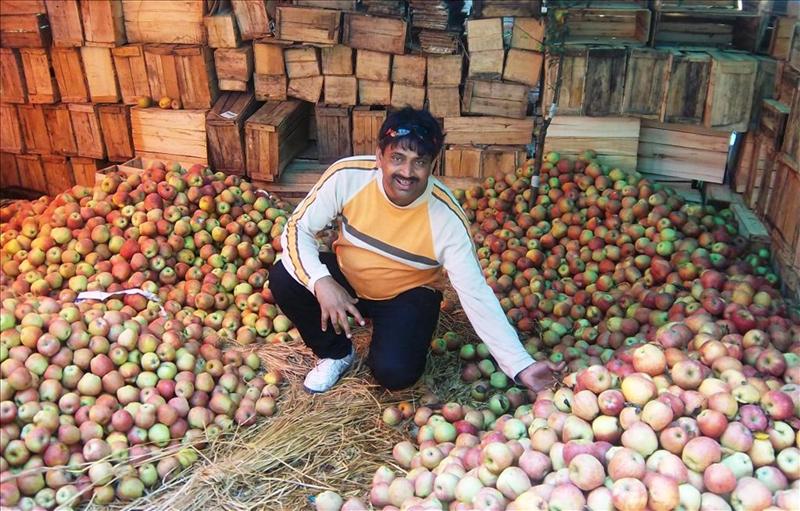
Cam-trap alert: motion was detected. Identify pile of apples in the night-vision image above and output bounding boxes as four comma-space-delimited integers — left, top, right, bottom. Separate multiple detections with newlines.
0, 163, 292, 508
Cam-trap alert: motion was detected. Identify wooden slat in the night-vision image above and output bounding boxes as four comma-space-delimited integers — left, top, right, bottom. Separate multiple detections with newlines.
0, 104, 25, 154
16, 154, 47, 193
43, 104, 76, 156
41, 155, 75, 196
122, 0, 205, 44
343, 13, 407, 55
17, 104, 51, 155
98, 104, 134, 162
0, 48, 28, 104
231, 0, 270, 41
51, 47, 88, 103
444, 117, 534, 145
0, 14, 51, 48
662, 49, 711, 125
462, 80, 528, 119
583, 46, 627, 117
622, 47, 670, 120
20, 48, 59, 104
276, 6, 341, 45
315, 105, 352, 163
69, 103, 106, 159
351, 106, 385, 155
80, 0, 126, 46
81, 46, 120, 103
130, 107, 208, 161
112, 44, 151, 104
45, 0, 83, 47
636, 120, 729, 183
547, 116, 641, 171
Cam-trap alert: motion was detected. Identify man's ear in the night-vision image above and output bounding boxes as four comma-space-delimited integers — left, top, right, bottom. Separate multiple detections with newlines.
375, 146, 383, 166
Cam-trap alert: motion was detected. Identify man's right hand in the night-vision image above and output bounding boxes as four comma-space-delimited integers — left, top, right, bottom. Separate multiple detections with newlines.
314, 276, 365, 338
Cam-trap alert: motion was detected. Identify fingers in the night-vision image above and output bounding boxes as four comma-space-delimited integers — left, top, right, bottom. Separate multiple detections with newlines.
346, 303, 365, 327
320, 308, 329, 332
548, 360, 567, 372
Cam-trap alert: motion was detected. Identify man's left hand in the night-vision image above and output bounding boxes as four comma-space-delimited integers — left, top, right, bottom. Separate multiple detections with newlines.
516, 360, 566, 392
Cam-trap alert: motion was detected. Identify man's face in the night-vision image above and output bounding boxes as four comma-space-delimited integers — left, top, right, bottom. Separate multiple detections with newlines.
376, 144, 433, 207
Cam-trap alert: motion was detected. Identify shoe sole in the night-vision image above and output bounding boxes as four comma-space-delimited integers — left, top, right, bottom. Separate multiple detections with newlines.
302, 361, 355, 394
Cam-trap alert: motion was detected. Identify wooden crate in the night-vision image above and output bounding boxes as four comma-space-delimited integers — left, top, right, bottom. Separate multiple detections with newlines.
285, 47, 320, 79
20, 48, 59, 104
733, 131, 759, 193
427, 86, 460, 118
622, 47, 671, 120
547, 116, 640, 171
16, 155, 47, 193
390, 83, 425, 110
468, 50, 504, 80
43, 104, 76, 155
287, 76, 323, 103
295, 0, 356, 9
482, 145, 527, 178
358, 79, 391, 105
0, 104, 24, 154
392, 54, 426, 86
0, 1, 46, 15
653, 11, 763, 51
80, 0, 126, 46
70, 157, 104, 187
703, 50, 758, 132
467, 18, 503, 52
276, 6, 341, 45
343, 13, 407, 55
41, 155, 74, 196
766, 155, 800, 269
564, 7, 651, 46
778, 64, 799, 105
541, 46, 588, 115
791, 23, 800, 72
770, 16, 797, 61
69, 104, 105, 159
17, 105, 51, 155
352, 106, 385, 155
204, 11, 240, 48
131, 107, 208, 163
255, 74, 287, 101
444, 116, 534, 145
1, 152, 21, 188
0, 48, 27, 103
144, 44, 182, 105
662, 49, 711, 125
444, 145, 483, 178
654, 0, 738, 9
215, 46, 253, 91
45, 0, 83, 47
583, 46, 627, 117
322, 45, 354, 76
503, 49, 543, 88
245, 100, 310, 181
324, 75, 357, 105
254, 41, 286, 76
122, 0, 206, 45
112, 44, 151, 104
750, 55, 779, 126
472, 0, 540, 18
427, 54, 462, 87
315, 105, 352, 163
462, 80, 528, 119
231, 0, 270, 41
0, 14, 51, 48
175, 45, 219, 110
637, 120, 729, 182
98, 104, 133, 162
743, 101, 787, 209
356, 50, 391, 81
81, 46, 120, 103
511, 17, 544, 51
207, 91, 260, 176
782, 79, 800, 166
50, 48, 88, 103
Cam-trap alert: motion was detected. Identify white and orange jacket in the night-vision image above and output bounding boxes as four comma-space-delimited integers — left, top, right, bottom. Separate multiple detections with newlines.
280, 155, 534, 378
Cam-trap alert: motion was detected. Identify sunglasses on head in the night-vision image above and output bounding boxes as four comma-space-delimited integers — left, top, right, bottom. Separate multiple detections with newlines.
383, 124, 441, 145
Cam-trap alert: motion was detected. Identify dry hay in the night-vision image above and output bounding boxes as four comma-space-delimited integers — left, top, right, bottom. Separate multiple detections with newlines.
104, 306, 477, 511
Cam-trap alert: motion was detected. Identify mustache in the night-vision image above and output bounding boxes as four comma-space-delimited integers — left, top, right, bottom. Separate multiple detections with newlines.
392, 174, 419, 182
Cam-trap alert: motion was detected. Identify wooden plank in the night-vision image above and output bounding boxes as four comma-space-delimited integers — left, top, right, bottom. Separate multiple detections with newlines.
122, 0, 205, 45
80, 0, 126, 46
207, 91, 260, 175
481, 145, 527, 179
245, 100, 310, 180
427, 54, 462, 86
511, 17, 544, 51
315, 105, 352, 163
343, 13, 407, 55
285, 47, 320, 79
703, 50, 758, 132
564, 7, 651, 46
770, 16, 797, 61
45, 0, 83, 47
392, 54, 426, 86
467, 18, 503, 52
69, 103, 106, 159
662, 49, 711, 125
112, 44, 151, 105
731, 200, 770, 244
468, 49, 504, 80
547, 116, 641, 171
0, 104, 24, 154
352, 106, 386, 155
43, 104, 76, 156
542, 46, 588, 115
70, 157, 103, 187
462, 80, 528, 119
622, 47, 671, 120
231, 0, 269, 41
50, 47, 88, 103
324, 75, 357, 106
427, 86, 460, 118
175, 45, 219, 110
791, 22, 800, 71
276, 6, 341, 45
0, 1, 47, 15
214, 46, 253, 87
390, 83, 425, 110
98, 104, 133, 162
1, 152, 22, 188
750, 55, 779, 127
144, 44, 182, 106
321, 45, 353, 76
445, 145, 482, 178
356, 50, 391, 81
20, 48, 59, 104
17, 105, 51, 155
204, 11, 240, 48
0, 14, 51, 48
473, 0, 540, 18
444, 117, 534, 145
636, 120, 728, 182
130, 107, 208, 162
503, 48, 543, 88
16, 155, 47, 194
358, 79, 391, 105
81, 46, 120, 103
584, 46, 627, 117
255, 74, 287, 101
782, 78, 800, 166
766, 156, 800, 265
287, 76, 323, 103
0, 48, 28, 104
254, 41, 286, 76
41, 155, 74, 196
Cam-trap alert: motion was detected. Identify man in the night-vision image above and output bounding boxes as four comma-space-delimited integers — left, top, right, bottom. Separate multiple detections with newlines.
269, 107, 562, 393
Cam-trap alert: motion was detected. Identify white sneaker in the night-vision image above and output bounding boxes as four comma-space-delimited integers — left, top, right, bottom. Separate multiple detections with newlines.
303, 348, 356, 393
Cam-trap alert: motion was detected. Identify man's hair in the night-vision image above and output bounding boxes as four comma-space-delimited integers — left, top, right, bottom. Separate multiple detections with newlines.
377, 107, 443, 160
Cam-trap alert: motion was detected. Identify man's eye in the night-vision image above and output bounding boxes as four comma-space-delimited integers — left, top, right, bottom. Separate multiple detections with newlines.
415, 160, 428, 167
392, 155, 403, 163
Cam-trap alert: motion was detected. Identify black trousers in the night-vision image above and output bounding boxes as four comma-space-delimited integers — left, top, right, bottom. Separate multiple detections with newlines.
268, 252, 443, 390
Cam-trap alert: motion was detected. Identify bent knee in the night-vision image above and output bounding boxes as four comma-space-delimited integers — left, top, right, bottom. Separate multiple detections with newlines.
371, 363, 423, 391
